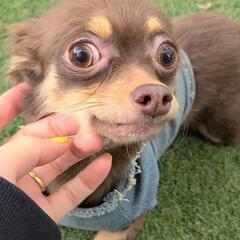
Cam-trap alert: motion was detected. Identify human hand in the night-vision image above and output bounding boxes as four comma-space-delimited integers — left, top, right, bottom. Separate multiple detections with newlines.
0, 83, 112, 222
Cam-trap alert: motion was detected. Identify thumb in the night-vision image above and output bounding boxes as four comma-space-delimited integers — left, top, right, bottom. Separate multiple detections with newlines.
47, 153, 112, 222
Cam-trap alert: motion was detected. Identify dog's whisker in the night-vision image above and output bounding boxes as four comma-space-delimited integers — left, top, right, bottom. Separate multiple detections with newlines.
126, 145, 131, 161
76, 90, 116, 99
182, 120, 190, 138
58, 101, 106, 112
59, 104, 106, 116
190, 108, 201, 113
166, 120, 190, 155
65, 103, 105, 112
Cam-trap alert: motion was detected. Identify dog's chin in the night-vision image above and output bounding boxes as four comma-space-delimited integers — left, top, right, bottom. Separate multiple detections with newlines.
91, 116, 168, 145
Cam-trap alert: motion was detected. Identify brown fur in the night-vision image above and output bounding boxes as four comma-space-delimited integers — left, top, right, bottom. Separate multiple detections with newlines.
95, 214, 145, 240
6, 0, 179, 207
6, 0, 240, 239
175, 13, 240, 144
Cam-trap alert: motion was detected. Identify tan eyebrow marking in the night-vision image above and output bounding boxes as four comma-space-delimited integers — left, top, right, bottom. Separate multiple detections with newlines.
86, 16, 112, 40
146, 16, 163, 35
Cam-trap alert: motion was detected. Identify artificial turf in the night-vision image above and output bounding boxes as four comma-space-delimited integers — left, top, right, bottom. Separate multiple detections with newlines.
0, 0, 240, 239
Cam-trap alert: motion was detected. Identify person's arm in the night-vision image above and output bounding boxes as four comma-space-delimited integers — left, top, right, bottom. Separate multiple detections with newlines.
0, 177, 61, 240
0, 84, 112, 239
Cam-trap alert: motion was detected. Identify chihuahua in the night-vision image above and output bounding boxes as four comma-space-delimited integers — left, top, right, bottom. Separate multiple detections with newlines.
6, 0, 240, 239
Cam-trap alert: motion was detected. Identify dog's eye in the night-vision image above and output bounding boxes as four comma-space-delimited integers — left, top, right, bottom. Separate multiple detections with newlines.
69, 42, 100, 68
157, 43, 177, 69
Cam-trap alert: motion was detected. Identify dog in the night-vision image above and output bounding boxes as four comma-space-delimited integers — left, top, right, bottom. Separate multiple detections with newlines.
6, 0, 240, 239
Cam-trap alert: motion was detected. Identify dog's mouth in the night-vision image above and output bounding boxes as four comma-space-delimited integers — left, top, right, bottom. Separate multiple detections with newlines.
91, 115, 165, 144
94, 117, 153, 132
33, 112, 164, 145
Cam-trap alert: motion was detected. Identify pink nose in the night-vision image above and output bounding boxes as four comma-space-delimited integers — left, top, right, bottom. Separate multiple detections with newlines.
131, 84, 173, 117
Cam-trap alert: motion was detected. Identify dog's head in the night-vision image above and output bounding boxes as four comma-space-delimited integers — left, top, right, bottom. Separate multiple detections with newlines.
7, 0, 180, 145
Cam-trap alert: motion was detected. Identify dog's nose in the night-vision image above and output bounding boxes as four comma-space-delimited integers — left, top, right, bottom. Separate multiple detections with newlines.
131, 84, 173, 117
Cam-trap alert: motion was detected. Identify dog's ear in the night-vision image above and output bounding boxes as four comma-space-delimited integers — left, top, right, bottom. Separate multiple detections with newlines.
6, 20, 43, 84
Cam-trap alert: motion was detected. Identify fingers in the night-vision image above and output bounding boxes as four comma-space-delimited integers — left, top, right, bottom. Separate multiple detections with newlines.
0, 136, 70, 183
33, 133, 103, 185
47, 153, 112, 222
10, 114, 80, 141
0, 83, 29, 130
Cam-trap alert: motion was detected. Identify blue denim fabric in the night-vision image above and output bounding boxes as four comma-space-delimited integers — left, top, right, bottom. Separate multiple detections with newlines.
60, 50, 196, 231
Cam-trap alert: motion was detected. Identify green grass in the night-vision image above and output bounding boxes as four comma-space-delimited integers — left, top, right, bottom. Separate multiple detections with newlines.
0, 0, 240, 239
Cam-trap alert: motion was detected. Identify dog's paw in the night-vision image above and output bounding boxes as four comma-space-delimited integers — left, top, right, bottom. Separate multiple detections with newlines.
94, 230, 128, 240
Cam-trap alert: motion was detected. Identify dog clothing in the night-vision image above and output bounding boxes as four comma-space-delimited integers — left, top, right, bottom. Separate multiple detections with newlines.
60, 50, 196, 231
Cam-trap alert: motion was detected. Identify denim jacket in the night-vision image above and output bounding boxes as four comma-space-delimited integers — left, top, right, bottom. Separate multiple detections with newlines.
60, 50, 196, 231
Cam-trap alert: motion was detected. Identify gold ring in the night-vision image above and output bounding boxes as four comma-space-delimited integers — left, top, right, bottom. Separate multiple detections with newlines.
28, 171, 47, 192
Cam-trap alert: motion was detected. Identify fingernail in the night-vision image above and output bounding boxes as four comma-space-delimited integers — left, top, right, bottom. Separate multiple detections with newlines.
103, 153, 112, 161
72, 133, 103, 153
51, 114, 80, 136
49, 136, 71, 143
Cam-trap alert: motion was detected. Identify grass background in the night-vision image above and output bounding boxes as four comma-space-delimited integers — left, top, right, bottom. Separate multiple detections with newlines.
0, 0, 240, 239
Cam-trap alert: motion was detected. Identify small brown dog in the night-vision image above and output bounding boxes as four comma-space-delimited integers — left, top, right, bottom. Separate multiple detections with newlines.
6, 0, 240, 239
